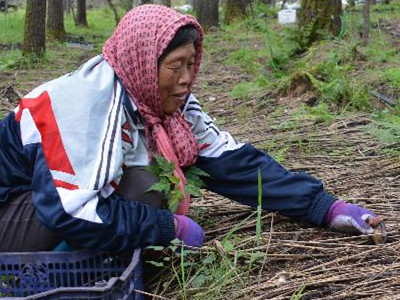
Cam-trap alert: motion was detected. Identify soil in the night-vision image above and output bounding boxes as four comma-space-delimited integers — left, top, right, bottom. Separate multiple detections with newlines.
1, 22, 400, 300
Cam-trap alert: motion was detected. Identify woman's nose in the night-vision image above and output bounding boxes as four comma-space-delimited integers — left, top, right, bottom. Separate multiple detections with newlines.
178, 66, 192, 85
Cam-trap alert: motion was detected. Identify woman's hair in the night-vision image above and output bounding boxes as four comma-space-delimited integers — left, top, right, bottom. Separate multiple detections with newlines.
158, 25, 199, 64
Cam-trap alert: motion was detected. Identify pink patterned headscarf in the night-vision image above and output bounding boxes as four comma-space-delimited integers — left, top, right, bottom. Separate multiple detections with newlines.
102, 5, 203, 215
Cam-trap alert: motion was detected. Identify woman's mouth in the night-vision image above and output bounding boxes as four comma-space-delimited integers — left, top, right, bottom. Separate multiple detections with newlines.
171, 93, 187, 100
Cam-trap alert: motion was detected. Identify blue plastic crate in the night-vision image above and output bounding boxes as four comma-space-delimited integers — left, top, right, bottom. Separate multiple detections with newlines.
0, 249, 143, 299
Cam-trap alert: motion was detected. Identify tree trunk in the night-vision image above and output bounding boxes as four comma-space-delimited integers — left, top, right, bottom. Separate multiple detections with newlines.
4, 0, 9, 12
224, 0, 247, 25
362, 0, 370, 47
47, 0, 66, 41
107, 0, 120, 24
76, 0, 88, 26
64, 0, 72, 13
23, 0, 46, 58
298, 0, 342, 46
194, 0, 218, 30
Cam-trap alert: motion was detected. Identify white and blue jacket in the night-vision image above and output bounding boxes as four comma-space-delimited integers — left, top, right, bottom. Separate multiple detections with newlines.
0, 56, 335, 251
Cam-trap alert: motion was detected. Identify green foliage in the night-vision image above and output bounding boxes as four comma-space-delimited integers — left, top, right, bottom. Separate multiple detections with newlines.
147, 155, 209, 213
297, 102, 337, 123
366, 111, 400, 144
0, 49, 21, 71
383, 68, 400, 88
227, 47, 261, 72
0, 10, 25, 43
251, 2, 279, 20
228, 81, 263, 99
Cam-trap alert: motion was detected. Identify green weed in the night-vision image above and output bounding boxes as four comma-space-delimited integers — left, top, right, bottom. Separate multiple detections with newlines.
290, 281, 307, 300
256, 169, 262, 246
146, 155, 209, 213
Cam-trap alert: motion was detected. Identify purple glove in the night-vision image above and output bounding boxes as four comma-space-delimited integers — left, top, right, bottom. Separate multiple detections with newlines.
325, 200, 376, 234
173, 215, 205, 248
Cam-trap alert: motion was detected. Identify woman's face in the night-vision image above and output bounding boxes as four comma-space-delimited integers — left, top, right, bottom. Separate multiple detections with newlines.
158, 42, 196, 114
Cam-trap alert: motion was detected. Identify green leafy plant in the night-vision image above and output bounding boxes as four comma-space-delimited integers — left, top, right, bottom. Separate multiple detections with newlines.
147, 155, 210, 213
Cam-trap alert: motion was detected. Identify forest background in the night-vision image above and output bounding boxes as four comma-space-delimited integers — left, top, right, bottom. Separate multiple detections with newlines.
1, 0, 400, 299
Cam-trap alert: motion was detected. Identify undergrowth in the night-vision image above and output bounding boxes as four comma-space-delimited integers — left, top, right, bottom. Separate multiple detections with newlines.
224, 3, 400, 117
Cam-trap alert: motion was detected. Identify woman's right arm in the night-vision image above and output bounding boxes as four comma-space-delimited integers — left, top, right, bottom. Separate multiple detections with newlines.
4, 110, 175, 252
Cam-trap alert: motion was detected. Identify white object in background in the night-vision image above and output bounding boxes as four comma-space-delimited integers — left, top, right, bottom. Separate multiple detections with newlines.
173, 4, 192, 13
286, 1, 301, 10
278, 9, 297, 25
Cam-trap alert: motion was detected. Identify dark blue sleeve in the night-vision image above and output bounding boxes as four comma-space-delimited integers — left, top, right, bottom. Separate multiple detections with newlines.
0, 113, 175, 252
196, 143, 335, 225
30, 144, 175, 251
0, 113, 33, 201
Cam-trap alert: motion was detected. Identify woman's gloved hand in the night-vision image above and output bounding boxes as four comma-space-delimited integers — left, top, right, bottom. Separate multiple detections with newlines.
325, 200, 379, 234
173, 215, 205, 247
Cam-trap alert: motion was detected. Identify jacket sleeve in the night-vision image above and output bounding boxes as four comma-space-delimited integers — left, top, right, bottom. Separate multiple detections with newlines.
6, 110, 175, 252
183, 94, 335, 226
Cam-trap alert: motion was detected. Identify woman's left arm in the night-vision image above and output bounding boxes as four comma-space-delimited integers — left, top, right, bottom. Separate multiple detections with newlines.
183, 94, 378, 231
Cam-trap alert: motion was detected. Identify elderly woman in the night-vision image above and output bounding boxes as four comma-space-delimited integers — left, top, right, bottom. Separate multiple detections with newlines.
0, 5, 381, 252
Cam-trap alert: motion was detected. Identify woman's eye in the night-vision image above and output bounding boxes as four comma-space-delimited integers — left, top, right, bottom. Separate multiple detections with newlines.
168, 64, 181, 71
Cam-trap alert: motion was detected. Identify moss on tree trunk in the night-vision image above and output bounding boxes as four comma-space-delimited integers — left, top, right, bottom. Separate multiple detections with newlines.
22, 0, 46, 58
298, 0, 342, 46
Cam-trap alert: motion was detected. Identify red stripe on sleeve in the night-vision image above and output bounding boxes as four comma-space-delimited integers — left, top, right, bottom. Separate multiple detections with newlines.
53, 179, 79, 190
17, 92, 76, 177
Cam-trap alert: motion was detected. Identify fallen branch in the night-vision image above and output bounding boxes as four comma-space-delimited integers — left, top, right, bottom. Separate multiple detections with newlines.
370, 90, 397, 106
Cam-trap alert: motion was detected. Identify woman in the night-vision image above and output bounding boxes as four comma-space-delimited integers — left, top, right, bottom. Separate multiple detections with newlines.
0, 5, 381, 252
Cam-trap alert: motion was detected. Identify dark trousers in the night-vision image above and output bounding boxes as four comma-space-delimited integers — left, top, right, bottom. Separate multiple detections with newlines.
0, 167, 164, 252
